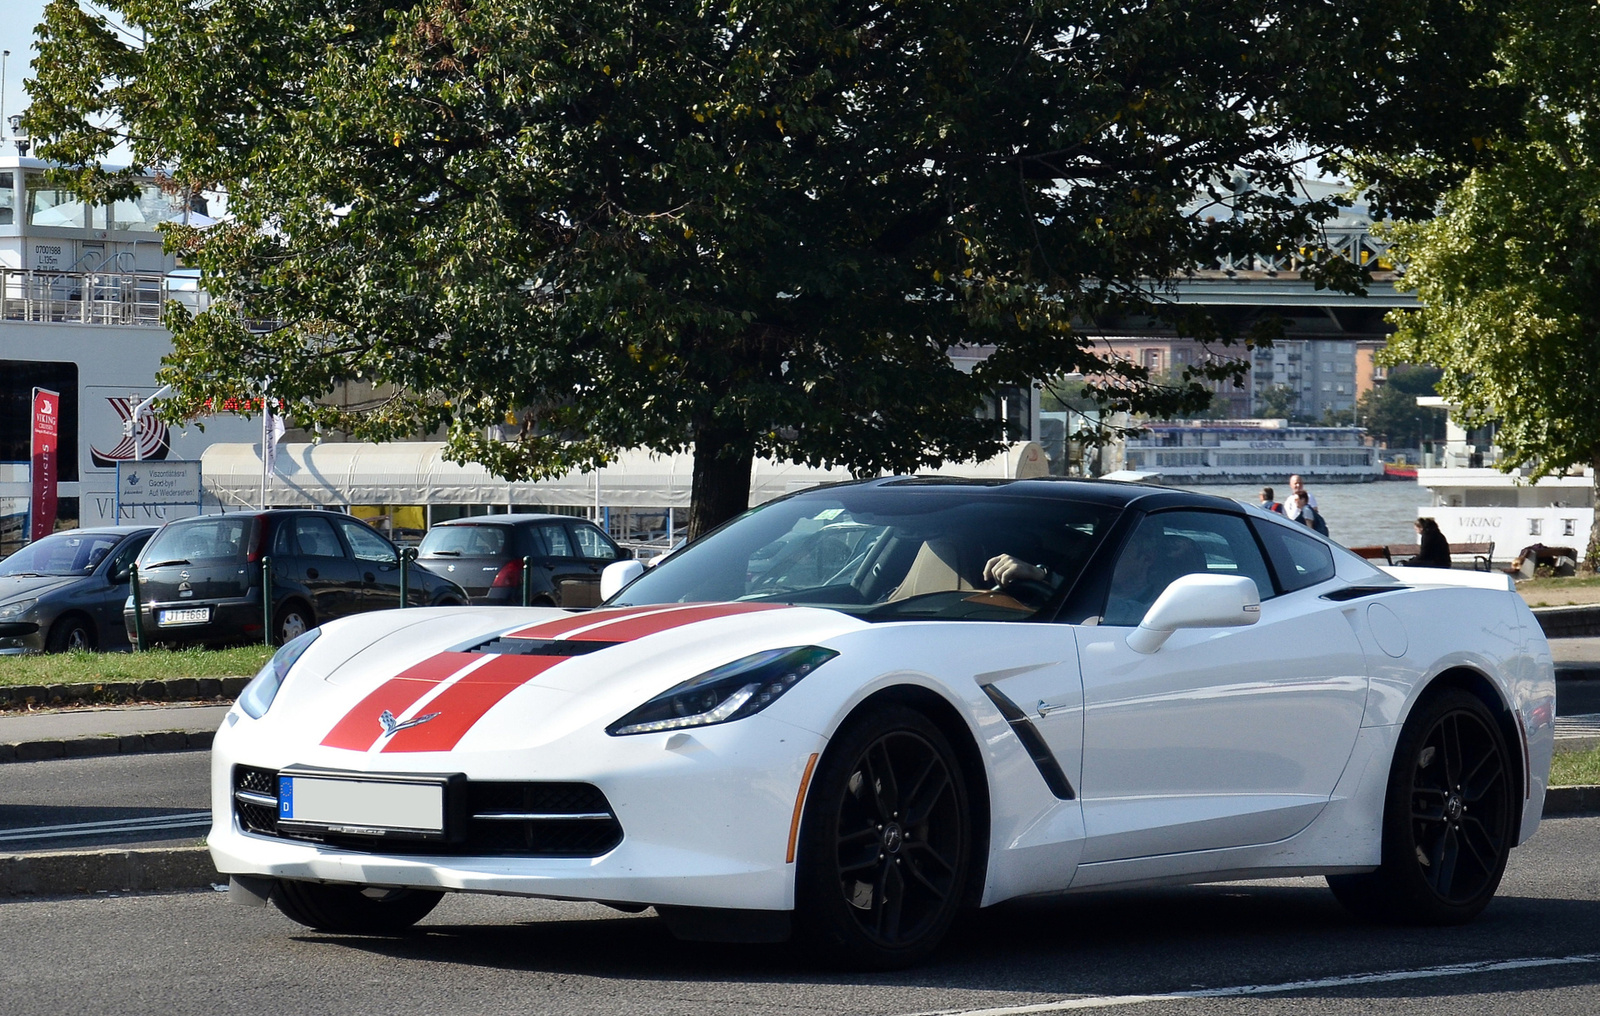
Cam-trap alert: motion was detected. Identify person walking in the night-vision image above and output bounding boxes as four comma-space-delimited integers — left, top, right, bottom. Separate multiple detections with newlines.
1258, 487, 1286, 514
1291, 490, 1330, 537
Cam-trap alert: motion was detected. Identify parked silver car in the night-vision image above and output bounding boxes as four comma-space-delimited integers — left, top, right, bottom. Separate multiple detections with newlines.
0, 526, 157, 653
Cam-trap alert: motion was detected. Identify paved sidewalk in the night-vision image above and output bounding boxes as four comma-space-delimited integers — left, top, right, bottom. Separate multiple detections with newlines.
0, 704, 229, 744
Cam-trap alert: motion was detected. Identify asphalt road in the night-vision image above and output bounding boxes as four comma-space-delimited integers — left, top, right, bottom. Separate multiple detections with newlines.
0, 751, 210, 852
2, 816, 1599, 1016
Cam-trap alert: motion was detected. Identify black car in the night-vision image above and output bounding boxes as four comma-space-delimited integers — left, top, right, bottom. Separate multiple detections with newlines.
414, 513, 631, 606
124, 510, 469, 646
0, 526, 157, 653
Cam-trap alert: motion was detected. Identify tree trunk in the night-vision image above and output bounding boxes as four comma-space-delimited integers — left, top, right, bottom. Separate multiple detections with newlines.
686, 427, 755, 541
1588, 455, 1600, 574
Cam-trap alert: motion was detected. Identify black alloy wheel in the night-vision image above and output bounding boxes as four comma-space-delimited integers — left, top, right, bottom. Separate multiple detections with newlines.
1328, 687, 1514, 924
272, 880, 444, 934
796, 703, 971, 968
46, 615, 96, 653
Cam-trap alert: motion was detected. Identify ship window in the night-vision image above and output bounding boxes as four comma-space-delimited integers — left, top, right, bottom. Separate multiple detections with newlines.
26, 173, 107, 231
1529, 519, 1543, 536
0, 171, 13, 226
1565, 519, 1577, 537
113, 183, 206, 233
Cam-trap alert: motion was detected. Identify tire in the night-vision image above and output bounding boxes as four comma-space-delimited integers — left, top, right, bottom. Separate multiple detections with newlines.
46, 614, 97, 653
794, 703, 972, 969
272, 602, 314, 646
272, 880, 443, 934
1328, 687, 1515, 924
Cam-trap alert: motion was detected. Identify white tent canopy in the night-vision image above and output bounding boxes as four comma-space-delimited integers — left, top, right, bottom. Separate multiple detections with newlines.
200, 441, 1051, 511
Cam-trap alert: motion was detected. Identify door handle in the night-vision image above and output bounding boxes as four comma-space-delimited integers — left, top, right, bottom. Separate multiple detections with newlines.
305, 568, 318, 579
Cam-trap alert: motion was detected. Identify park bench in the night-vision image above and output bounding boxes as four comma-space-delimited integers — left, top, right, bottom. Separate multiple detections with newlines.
1346, 542, 1495, 571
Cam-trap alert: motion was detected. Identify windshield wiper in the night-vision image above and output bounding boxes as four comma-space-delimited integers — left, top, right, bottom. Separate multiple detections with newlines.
144, 559, 191, 568
1, 571, 43, 578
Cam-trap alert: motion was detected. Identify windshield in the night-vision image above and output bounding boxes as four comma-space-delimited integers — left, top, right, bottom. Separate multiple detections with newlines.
0, 532, 124, 577
418, 524, 508, 557
141, 516, 252, 566
613, 486, 1118, 621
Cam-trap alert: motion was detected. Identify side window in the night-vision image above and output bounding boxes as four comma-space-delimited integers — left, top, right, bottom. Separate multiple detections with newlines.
571, 524, 619, 561
108, 534, 150, 579
338, 519, 398, 564
1103, 511, 1274, 626
537, 523, 574, 558
272, 523, 296, 557
1251, 518, 1337, 593
293, 516, 346, 559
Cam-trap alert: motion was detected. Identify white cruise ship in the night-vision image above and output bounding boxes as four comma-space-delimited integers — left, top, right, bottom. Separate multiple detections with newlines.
1120, 419, 1382, 485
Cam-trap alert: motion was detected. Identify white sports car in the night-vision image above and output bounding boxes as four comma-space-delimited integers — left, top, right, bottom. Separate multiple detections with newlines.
212, 479, 1555, 966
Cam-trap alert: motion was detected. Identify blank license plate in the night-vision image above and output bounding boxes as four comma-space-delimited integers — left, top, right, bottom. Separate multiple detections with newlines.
158, 607, 211, 626
277, 775, 445, 835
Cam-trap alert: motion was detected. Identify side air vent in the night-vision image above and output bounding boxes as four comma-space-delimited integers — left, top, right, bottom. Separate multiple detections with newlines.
980, 684, 1076, 800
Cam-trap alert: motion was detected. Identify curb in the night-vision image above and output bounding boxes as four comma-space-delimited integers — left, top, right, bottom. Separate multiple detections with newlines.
1542, 785, 1600, 816
0, 844, 215, 896
0, 729, 215, 764
0, 677, 250, 712
1534, 604, 1600, 639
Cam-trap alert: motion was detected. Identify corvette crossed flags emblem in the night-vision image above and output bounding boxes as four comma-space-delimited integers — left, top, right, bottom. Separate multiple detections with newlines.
378, 709, 441, 737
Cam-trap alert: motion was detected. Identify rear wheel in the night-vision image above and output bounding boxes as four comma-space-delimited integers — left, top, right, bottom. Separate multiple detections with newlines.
273, 880, 443, 934
272, 602, 313, 646
794, 703, 972, 969
46, 614, 96, 653
1328, 687, 1514, 924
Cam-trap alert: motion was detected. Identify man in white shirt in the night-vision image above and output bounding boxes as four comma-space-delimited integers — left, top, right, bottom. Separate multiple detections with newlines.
1283, 474, 1319, 522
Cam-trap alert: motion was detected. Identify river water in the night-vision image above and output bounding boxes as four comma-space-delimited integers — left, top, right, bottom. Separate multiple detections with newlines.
1177, 480, 1426, 549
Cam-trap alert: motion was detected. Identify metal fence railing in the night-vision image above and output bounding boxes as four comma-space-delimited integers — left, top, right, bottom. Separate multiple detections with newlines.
0, 268, 211, 326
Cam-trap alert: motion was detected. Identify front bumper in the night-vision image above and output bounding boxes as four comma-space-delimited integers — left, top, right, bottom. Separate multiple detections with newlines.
0, 621, 42, 655
209, 708, 828, 911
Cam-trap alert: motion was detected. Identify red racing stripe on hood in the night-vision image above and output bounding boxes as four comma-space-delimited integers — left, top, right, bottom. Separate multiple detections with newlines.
319, 652, 481, 750
379, 653, 565, 753
563, 602, 787, 641
504, 604, 681, 640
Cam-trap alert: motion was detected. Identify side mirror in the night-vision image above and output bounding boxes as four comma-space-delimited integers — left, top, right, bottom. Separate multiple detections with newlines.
111, 565, 132, 583
600, 560, 645, 601
1126, 573, 1261, 655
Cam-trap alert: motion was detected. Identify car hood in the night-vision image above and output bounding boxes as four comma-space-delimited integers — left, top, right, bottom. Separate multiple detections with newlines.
0, 574, 82, 604
257, 602, 870, 755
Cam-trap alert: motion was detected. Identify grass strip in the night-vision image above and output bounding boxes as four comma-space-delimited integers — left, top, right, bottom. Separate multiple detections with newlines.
1551, 745, 1600, 787
0, 646, 271, 688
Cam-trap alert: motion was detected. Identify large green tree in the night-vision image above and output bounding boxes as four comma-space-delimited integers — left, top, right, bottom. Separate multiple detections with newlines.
1356, 365, 1446, 450
28, 0, 1515, 535
1381, 0, 1600, 562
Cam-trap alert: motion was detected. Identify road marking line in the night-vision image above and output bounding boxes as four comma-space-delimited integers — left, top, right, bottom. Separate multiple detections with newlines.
903, 954, 1600, 1015
0, 811, 211, 845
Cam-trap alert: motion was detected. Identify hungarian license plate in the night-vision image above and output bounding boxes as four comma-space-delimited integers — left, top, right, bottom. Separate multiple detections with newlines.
157, 607, 211, 626
277, 773, 446, 836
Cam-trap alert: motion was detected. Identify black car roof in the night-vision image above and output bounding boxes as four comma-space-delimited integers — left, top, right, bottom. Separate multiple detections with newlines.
433, 513, 590, 526
824, 476, 1243, 513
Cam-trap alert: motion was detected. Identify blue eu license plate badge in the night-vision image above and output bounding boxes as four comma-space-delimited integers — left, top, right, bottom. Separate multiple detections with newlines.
278, 776, 294, 819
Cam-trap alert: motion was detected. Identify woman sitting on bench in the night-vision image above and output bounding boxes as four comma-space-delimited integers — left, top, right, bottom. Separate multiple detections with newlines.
1404, 517, 1452, 569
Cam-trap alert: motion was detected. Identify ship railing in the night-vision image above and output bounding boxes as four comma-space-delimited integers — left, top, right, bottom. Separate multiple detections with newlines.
0, 268, 213, 326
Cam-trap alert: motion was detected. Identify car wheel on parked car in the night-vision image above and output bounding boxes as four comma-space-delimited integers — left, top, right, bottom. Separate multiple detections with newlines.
46, 614, 96, 653
272, 879, 443, 934
273, 602, 314, 646
795, 703, 972, 969
1327, 686, 1514, 924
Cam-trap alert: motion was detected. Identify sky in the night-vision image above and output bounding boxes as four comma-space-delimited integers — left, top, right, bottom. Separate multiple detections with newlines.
1, 0, 50, 146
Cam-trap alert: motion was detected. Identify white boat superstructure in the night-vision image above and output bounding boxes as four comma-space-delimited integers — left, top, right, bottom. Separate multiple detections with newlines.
1413, 396, 1594, 562
1121, 419, 1381, 484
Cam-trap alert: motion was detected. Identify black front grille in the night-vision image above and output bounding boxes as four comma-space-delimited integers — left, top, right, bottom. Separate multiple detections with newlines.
231, 765, 623, 858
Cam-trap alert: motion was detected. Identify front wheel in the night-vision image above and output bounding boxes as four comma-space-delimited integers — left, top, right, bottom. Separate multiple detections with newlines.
1328, 687, 1515, 924
794, 703, 972, 969
273, 880, 443, 934
46, 615, 97, 653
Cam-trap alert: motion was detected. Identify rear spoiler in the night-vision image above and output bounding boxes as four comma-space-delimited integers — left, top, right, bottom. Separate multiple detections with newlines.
1377, 566, 1514, 592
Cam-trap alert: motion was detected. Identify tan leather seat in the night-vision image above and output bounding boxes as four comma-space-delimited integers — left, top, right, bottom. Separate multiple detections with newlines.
886, 540, 976, 602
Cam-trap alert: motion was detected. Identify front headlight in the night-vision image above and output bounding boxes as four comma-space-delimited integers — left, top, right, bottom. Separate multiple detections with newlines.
238, 628, 321, 719
607, 645, 838, 736
0, 599, 38, 622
